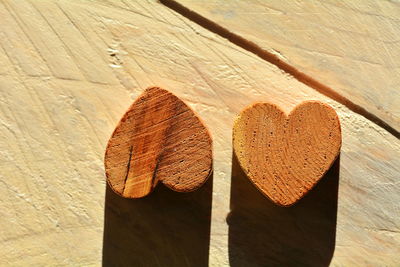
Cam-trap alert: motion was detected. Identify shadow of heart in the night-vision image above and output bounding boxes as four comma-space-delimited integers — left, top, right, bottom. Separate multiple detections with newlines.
102, 174, 213, 266
228, 153, 340, 267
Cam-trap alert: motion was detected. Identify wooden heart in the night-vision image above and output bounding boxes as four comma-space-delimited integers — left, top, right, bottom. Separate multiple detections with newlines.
105, 87, 213, 198
233, 101, 341, 206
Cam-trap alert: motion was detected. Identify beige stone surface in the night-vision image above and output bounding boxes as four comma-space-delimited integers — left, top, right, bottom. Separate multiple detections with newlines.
0, 0, 399, 266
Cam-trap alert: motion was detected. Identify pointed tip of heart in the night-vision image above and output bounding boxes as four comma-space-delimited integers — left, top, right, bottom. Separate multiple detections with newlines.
233, 101, 341, 206
104, 86, 213, 198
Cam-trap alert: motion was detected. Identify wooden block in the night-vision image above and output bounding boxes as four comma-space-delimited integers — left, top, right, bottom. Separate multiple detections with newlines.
105, 87, 213, 198
233, 101, 341, 206
2, 1, 399, 265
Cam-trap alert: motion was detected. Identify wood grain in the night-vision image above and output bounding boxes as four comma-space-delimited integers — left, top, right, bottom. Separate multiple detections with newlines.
0, 0, 399, 265
233, 101, 341, 206
170, 0, 400, 133
105, 87, 212, 198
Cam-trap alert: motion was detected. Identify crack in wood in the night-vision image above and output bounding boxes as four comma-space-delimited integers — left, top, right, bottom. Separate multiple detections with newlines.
159, 0, 400, 139
122, 145, 134, 194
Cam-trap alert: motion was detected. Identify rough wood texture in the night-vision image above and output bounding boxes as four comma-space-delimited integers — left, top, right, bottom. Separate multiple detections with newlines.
105, 86, 212, 198
233, 101, 341, 206
171, 0, 400, 133
0, 0, 399, 266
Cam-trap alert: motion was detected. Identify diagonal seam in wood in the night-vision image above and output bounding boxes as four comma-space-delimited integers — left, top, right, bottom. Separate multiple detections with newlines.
122, 145, 134, 195
159, 0, 400, 139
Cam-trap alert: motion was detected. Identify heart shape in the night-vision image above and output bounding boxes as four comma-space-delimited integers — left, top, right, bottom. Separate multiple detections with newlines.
233, 101, 341, 206
105, 87, 213, 198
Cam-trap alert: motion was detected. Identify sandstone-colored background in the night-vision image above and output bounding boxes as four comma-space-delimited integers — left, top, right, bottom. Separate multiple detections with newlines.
0, 0, 399, 266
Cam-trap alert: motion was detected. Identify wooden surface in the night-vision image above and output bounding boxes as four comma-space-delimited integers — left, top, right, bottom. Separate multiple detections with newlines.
233, 101, 341, 206
0, 0, 399, 266
105, 86, 212, 198
173, 0, 400, 133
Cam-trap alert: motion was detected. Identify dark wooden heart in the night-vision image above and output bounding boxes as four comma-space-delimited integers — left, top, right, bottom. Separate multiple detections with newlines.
105, 87, 213, 198
233, 101, 341, 206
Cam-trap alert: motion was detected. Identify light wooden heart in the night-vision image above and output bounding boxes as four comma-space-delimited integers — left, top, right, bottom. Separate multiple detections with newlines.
105, 87, 213, 198
233, 101, 341, 206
